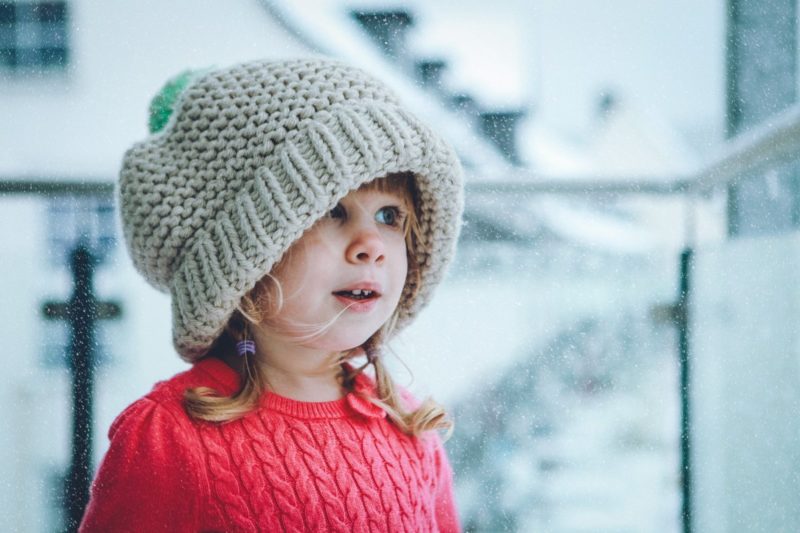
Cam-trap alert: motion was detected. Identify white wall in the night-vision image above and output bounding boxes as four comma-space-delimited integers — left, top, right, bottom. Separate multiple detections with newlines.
692, 232, 800, 532
1, 0, 311, 179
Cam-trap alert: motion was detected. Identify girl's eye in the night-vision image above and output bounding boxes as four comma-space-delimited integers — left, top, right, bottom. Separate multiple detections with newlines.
375, 206, 404, 227
328, 203, 346, 220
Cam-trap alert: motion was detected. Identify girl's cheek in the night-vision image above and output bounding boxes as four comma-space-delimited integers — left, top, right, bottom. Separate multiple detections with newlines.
383, 225, 408, 241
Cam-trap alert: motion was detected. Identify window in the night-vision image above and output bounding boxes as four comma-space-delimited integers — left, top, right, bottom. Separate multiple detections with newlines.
0, 1, 69, 70
42, 195, 117, 368
45, 196, 116, 268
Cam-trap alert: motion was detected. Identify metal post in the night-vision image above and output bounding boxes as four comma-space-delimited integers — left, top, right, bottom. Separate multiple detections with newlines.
64, 245, 96, 532
677, 247, 693, 533
42, 242, 122, 531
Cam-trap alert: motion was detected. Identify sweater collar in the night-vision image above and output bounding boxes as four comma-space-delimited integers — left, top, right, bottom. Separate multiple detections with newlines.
193, 357, 386, 420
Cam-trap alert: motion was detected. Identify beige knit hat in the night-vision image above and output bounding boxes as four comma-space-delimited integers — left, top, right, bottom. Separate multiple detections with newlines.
119, 58, 463, 361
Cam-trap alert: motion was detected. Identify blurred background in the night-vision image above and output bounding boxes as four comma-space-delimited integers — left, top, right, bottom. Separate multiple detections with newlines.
1, 0, 799, 531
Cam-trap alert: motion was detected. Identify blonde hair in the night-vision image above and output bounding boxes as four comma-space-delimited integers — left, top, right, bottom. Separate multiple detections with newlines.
184, 173, 453, 438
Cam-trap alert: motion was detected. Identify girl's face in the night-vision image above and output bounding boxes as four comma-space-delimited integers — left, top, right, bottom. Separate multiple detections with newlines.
262, 183, 410, 352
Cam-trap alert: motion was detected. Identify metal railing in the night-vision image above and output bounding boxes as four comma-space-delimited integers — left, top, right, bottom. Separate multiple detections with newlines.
5, 102, 800, 199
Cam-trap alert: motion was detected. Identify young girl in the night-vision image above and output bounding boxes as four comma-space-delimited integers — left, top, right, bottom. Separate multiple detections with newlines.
79, 58, 464, 532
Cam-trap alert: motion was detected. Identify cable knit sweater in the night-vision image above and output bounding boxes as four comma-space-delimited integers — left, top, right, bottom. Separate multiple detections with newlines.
79, 357, 460, 532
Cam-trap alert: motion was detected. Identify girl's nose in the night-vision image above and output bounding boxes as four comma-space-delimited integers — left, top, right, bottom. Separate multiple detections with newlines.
345, 226, 385, 265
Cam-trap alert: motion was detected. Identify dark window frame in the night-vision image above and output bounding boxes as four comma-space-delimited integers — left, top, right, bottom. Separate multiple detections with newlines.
0, 1, 69, 71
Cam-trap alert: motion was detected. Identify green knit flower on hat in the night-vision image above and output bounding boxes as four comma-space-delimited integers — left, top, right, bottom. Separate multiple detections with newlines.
148, 68, 211, 134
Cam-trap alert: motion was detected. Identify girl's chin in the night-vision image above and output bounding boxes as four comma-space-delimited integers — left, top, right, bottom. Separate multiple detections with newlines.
304, 330, 381, 354
268, 312, 391, 352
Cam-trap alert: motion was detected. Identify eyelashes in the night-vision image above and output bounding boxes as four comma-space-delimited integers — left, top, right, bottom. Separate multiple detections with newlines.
328, 203, 346, 220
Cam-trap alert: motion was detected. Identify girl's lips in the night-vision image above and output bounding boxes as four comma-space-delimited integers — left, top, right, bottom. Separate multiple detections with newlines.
333, 293, 381, 312
332, 280, 383, 312
333, 281, 382, 294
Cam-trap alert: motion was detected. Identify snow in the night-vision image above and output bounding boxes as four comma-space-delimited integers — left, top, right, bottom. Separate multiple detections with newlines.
391, 243, 677, 404
437, 290, 683, 531
533, 197, 657, 253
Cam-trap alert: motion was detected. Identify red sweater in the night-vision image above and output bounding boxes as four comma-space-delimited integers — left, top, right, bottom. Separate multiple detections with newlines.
80, 358, 460, 532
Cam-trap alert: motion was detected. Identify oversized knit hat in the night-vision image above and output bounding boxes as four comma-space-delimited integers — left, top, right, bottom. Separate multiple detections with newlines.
119, 57, 464, 362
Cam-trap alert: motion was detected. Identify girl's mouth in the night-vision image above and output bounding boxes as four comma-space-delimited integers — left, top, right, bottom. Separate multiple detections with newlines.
333, 289, 377, 300
332, 289, 381, 312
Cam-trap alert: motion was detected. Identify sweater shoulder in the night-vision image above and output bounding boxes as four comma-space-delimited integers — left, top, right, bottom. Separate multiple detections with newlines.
146, 364, 205, 407
82, 366, 214, 532
109, 359, 235, 440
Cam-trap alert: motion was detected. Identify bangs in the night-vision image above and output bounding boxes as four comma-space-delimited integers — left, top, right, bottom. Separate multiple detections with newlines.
359, 171, 416, 203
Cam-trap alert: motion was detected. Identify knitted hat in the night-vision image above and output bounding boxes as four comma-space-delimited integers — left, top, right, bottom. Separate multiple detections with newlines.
119, 58, 464, 362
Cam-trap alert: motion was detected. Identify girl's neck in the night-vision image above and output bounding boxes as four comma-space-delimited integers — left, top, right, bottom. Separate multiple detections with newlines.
224, 327, 346, 403
258, 359, 345, 402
